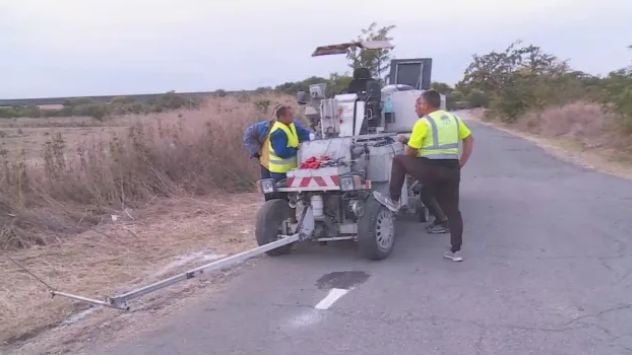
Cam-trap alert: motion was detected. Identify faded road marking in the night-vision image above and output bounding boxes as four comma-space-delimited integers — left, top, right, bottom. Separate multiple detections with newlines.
315, 288, 349, 310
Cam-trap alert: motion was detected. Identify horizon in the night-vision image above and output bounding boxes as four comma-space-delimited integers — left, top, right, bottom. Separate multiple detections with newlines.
2, 0, 631, 100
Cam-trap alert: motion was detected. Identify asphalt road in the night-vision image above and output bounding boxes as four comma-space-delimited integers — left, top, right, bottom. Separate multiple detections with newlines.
99, 119, 632, 355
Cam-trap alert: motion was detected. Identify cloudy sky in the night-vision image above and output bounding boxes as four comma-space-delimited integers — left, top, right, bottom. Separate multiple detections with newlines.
1, 0, 631, 99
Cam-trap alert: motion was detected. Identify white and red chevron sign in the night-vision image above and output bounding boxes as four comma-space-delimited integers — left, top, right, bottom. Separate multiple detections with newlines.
287, 175, 340, 189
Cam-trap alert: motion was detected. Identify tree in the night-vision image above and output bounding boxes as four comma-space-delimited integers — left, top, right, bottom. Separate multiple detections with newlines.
458, 41, 572, 120
431, 82, 453, 94
327, 73, 353, 95
461, 41, 567, 95
346, 22, 396, 81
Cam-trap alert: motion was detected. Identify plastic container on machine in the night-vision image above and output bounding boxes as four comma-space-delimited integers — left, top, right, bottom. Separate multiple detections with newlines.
310, 195, 324, 218
366, 142, 404, 182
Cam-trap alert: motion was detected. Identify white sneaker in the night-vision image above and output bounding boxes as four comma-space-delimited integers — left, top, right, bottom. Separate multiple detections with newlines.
372, 191, 401, 212
443, 250, 464, 262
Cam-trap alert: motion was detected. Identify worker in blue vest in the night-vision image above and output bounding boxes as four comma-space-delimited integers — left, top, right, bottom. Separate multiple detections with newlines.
374, 90, 474, 262
267, 105, 311, 182
243, 105, 310, 198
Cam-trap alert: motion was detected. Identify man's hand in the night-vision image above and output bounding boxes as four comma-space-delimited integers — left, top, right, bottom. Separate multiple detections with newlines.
459, 136, 474, 168
397, 134, 409, 144
405, 145, 418, 157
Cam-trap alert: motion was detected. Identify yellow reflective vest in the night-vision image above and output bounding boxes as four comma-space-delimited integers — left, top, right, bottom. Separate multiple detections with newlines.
268, 121, 299, 173
418, 111, 461, 159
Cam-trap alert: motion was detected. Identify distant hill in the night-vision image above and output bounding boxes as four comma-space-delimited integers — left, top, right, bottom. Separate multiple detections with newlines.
0, 91, 220, 107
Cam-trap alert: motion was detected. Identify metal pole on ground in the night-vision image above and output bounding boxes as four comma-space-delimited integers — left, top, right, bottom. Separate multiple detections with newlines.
50, 234, 299, 311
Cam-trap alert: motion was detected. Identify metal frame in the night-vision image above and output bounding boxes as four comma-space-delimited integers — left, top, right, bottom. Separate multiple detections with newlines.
389, 58, 433, 90
51, 234, 300, 311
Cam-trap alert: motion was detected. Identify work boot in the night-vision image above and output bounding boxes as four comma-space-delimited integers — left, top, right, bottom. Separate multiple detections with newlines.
443, 249, 464, 262
372, 191, 401, 212
426, 220, 449, 234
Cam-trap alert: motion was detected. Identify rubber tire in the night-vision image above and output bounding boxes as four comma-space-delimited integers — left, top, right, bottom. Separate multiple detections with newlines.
255, 199, 293, 256
357, 197, 396, 260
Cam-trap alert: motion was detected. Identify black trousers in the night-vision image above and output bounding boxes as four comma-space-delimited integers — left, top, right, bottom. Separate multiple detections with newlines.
390, 155, 463, 252
420, 186, 447, 222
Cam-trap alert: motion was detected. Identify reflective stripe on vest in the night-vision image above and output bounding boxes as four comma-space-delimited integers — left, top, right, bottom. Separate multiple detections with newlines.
268, 121, 299, 173
418, 111, 460, 159
259, 135, 271, 168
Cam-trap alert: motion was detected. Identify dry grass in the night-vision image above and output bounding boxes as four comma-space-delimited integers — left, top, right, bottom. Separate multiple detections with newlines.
0, 93, 295, 249
470, 102, 632, 180
513, 101, 632, 157
0, 92, 296, 345
0, 193, 259, 346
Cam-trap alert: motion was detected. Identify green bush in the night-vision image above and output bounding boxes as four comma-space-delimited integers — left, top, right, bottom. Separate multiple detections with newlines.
151, 91, 187, 112
457, 41, 632, 128
0, 107, 19, 118
465, 89, 489, 108
274, 73, 353, 97
0, 106, 42, 118
76, 103, 109, 120
1, 92, 199, 120
600, 69, 632, 128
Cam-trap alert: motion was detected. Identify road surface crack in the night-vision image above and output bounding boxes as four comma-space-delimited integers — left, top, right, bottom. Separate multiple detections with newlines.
563, 304, 632, 328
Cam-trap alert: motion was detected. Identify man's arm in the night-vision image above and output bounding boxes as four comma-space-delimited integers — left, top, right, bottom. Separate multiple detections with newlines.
405, 145, 418, 157
456, 116, 474, 168
270, 130, 298, 159
397, 134, 418, 156
404, 120, 428, 157
242, 123, 261, 158
294, 120, 312, 142
460, 135, 474, 168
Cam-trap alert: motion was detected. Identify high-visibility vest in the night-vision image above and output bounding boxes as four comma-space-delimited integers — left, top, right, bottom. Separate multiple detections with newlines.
268, 121, 299, 173
418, 110, 461, 159
259, 135, 270, 168
258, 120, 274, 168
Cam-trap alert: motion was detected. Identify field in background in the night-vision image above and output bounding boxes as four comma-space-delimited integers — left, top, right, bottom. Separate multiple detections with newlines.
0, 93, 296, 249
0, 93, 296, 346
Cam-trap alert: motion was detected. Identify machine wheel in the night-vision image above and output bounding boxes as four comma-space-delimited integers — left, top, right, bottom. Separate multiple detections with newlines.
255, 199, 293, 256
357, 197, 396, 260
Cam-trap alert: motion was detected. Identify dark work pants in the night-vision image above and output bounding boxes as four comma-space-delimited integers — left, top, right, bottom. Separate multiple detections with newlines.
420, 186, 447, 222
390, 155, 463, 252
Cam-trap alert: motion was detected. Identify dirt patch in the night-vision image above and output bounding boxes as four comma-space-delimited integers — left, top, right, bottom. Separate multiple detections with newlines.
0, 193, 260, 349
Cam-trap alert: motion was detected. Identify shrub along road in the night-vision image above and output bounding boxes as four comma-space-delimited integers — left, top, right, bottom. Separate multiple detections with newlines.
88, 117, 632, 354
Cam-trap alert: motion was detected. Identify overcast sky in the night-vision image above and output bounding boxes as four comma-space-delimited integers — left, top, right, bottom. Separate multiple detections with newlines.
1, 0, 631, 99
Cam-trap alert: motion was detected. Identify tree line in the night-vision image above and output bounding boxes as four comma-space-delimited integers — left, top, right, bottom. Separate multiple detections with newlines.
437, 42, 632, 129
0, 91, 200, 120
271, 23, 632, 131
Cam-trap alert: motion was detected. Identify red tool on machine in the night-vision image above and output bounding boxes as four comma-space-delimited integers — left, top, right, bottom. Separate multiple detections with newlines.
300, 155, 331, 169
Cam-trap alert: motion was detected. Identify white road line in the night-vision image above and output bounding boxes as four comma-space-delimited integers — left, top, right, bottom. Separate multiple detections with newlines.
315, 288, 350, 310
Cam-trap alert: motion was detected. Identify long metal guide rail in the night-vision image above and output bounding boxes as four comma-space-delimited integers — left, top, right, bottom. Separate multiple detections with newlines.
51, 234, 299, 311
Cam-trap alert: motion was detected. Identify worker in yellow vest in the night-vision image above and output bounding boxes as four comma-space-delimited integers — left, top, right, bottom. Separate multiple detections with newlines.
267, 105, 311, 182
373, 90, 474, 262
